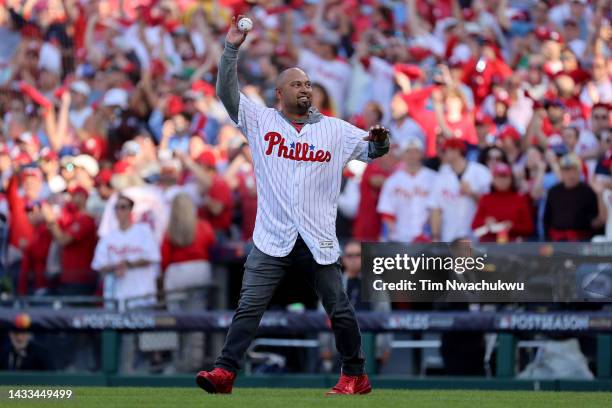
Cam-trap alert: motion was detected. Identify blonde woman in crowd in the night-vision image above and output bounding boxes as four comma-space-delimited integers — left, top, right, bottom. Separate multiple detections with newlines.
161, 193, 216, 372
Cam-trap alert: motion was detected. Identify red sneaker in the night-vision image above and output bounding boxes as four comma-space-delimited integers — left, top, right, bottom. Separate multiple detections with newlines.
325, 373, 372, 395
196, 367, 236, 394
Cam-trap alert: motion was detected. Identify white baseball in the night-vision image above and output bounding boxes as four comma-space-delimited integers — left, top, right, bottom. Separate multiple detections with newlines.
237, 17, 253, 32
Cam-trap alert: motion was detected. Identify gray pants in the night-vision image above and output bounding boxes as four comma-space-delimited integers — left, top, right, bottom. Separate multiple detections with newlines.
215, 236, 365, 376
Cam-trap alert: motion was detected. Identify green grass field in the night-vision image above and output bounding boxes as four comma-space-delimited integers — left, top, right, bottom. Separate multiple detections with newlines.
1, 387, 612, 408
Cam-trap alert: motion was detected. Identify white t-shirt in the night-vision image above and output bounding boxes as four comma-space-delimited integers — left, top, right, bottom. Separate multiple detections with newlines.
91, 223, 160, 311
377, 167, 437, 242
428, 162, 492, 242
298, 49, 352, 116
69, 107, 93, 130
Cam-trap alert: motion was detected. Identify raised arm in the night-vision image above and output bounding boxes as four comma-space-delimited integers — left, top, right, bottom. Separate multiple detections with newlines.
216, 15, 249, 123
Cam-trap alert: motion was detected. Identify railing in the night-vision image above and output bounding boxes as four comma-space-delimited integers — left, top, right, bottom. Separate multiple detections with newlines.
1, 307, 611, 379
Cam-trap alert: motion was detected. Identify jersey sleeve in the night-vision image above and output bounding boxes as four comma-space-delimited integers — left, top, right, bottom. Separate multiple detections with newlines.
238, 92, 266, 144
342, 120, 370, 165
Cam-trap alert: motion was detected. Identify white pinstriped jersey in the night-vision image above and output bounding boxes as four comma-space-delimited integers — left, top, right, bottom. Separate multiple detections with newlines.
237, 93, 370, 265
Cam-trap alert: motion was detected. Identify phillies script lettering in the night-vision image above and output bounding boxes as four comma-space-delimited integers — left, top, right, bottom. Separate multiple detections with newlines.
264, 132, 331, 162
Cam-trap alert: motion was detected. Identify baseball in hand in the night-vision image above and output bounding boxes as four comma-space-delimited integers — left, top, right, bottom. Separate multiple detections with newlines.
237, 17, 253, 32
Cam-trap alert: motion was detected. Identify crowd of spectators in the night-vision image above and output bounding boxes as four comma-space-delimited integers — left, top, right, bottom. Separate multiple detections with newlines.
0, 0, 610, 313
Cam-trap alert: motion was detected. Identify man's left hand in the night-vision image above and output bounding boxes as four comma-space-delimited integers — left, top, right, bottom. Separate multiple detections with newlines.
364, 125, 390, 143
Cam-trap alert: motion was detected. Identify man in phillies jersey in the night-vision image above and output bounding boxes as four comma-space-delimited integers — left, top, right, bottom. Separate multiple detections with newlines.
196, 16, 389, 396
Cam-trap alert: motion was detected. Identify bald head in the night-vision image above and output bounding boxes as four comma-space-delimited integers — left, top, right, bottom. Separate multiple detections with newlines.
275, 67, 313, 117
276, 67, 309, 89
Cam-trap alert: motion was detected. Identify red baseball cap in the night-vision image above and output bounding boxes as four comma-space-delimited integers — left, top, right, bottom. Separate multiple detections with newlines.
197, 150, 216, 168
498, 126, 521, 142
40, 147, 58, 161
68, 185, 89, 199
593, 102, 611, 112
535, 27, 564, 43
191, 80, 215, 97
166, 95, 185, 117
442, 138, 467, 153
95, 169, 113, 186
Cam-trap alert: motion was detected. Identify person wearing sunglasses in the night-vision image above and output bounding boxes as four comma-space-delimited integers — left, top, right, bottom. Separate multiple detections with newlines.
92, 194, 160, 311
92, 193, 161, 373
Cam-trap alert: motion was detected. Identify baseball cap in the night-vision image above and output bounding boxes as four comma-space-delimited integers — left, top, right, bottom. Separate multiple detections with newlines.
72, 154, 100, 177
95, 169, 113, 186
442, 138, 467, 153
102, 88, 128, 109
68, 185, 89, 199
398, 138, 424, 152
70, 80, 91, 97
40, 148, 58, 161
498, 126, 521, 142
492, 163, 512, 177
197, 150, 216, 168
544, 98, 565, 109
535, 27, 564, 44
17, 132, 38, 145
166, 95, 185, 116
190, 80, 215, 98
120, 140, 141, 157
559, 153, 582, 170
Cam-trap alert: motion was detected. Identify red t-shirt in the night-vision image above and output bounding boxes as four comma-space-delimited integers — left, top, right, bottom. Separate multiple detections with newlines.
353, 161, 393, 241
59, 209, 98, 285
461, 58, 513, 105
18, 223, 52, 295
199, 174, 233, 231
560, 97, 589, 125
236, 168, 257, 241
6, 176, 33, 250
472, 191, 534, 242
161, 220, 216, 272
443, 114, 478, 145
